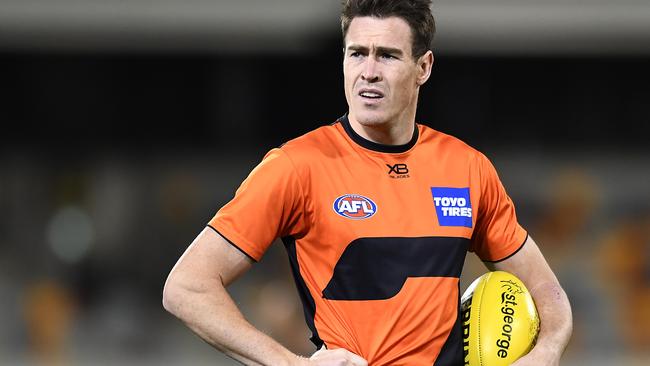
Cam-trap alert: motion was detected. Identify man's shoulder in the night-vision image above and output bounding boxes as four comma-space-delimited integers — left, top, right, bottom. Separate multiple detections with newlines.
279, 121, 345, 159
418, 123, 484, 160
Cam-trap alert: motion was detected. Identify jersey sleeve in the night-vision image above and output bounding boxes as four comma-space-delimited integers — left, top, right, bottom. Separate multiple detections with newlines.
208, 147, 308, 261
470, 153, 528, 262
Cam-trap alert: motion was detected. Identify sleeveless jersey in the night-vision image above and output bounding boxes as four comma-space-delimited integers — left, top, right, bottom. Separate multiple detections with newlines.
209, 115, 527, 366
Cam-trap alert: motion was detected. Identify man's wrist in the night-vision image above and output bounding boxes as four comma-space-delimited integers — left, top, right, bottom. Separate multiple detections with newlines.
528, 342, 562, 364
291, 354, 312, 366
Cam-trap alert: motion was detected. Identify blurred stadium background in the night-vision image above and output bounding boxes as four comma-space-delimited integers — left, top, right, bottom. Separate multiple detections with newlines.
1, 0, 649, 365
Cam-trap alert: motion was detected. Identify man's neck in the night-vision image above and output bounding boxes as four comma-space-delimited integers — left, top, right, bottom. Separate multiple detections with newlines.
348, 113, 415, 146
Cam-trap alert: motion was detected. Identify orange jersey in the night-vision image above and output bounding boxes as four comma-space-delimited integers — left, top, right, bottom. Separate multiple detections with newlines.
209, 115, 527, 366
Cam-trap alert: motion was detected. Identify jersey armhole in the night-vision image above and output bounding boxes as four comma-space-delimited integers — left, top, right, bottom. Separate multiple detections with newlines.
206, 224, 258, 263
482, 232, 528, 264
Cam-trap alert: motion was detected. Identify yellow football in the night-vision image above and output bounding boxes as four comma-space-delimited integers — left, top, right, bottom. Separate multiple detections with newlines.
461, 271, 540, 366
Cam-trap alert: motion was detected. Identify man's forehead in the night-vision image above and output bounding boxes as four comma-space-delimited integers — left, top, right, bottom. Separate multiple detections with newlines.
344, 16, 412, 52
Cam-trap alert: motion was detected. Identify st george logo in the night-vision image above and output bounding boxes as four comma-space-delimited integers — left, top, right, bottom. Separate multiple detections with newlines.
333, 194, 377, 220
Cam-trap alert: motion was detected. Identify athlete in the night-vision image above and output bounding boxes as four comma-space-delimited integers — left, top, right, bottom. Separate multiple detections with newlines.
163, 1, 572, 365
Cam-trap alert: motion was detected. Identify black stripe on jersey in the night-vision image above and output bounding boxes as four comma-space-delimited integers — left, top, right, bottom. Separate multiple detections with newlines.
282, 236, 324, 349
322, 237, 469, 301
338, 113, 419, 154
206, 225, 258, 263
433, 282, 464, 366
483, 233, 529, 264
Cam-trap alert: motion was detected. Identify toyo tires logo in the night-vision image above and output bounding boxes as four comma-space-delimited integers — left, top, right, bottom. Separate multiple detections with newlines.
333, 194, 377, 220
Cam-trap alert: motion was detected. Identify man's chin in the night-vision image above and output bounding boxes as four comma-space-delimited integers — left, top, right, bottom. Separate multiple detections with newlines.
352, 111, 390, 127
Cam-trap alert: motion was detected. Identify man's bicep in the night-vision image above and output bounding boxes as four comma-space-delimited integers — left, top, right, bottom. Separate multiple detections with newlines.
168, 226, 254, 290
485, 235, 559, 291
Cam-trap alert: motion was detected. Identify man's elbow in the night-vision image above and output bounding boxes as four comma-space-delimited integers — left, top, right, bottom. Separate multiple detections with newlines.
162, 274, 185, 317
162, 272, 221, 318
560, 284, 574, 329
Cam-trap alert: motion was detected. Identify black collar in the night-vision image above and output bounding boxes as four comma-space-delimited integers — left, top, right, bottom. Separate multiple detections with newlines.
339, 114, 418, 154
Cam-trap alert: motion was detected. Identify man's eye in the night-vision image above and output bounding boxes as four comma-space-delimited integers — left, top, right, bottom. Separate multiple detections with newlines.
350, 51, 362, 58
381, 53, 395, 59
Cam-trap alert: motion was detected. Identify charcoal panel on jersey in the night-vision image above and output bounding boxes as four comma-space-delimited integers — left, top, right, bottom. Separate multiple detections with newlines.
283, 236, 324, 348
433, 284, 464, 366
322, 237, 469, 301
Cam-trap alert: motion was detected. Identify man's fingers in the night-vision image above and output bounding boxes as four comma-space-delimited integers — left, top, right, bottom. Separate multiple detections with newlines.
332, 348, 367, 365
345, 351, 368, 365
309, 347, 368, 365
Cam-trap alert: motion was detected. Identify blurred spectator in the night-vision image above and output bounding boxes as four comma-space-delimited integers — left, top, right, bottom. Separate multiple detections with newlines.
597, 208, 650, 354
23, 279, 76, 366
530, 168, 621, 355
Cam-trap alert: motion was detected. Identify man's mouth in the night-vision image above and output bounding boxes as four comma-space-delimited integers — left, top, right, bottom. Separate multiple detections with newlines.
359, 89, 384, 99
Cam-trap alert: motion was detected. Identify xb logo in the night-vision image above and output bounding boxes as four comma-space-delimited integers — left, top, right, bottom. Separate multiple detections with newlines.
386, 163, 409, 178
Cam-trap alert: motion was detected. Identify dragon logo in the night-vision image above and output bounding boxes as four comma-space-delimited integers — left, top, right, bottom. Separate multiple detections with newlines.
500, 279, 524, 295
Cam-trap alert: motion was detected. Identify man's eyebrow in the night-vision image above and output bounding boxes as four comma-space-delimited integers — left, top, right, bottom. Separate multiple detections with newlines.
346, 45, 404, 56
346, 44, 368, 53
376, 46, 403, 56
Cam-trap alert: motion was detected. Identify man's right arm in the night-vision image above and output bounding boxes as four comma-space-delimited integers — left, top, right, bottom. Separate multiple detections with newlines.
162, 227, 304, 365
162, 227, 367, 366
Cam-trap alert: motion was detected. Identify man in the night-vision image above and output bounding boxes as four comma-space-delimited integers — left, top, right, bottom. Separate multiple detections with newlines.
163, 1, 572, 365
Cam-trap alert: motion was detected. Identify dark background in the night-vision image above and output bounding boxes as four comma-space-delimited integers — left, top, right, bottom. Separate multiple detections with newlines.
1, 1, 649, 365
3, 52, 649, 151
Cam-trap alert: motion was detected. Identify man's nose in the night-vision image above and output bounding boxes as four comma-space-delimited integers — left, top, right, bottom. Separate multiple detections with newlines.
361, 57, 380, 82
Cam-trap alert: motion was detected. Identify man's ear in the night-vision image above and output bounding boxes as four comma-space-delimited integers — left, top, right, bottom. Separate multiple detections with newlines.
416, 50, 434, 86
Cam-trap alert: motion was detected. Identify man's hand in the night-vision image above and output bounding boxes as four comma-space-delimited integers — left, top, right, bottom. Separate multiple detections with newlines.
510, 344, 560, 366
306, 347, 368, 366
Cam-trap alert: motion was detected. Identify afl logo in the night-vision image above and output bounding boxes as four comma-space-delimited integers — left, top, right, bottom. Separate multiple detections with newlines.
333, 194, 377, 220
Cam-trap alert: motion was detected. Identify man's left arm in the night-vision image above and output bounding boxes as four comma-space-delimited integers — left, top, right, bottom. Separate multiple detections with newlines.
486, 235, 573, 366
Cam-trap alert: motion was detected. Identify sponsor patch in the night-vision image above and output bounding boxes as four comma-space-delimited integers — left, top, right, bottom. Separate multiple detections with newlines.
333, 194, 377, 220
430, 187, 473, 227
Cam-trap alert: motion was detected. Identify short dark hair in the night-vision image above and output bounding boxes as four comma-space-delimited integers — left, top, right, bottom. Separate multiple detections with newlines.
341, 0, 435, 59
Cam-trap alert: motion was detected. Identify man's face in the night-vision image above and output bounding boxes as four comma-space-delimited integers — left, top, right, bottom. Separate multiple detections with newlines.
343, 16, 432, 129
